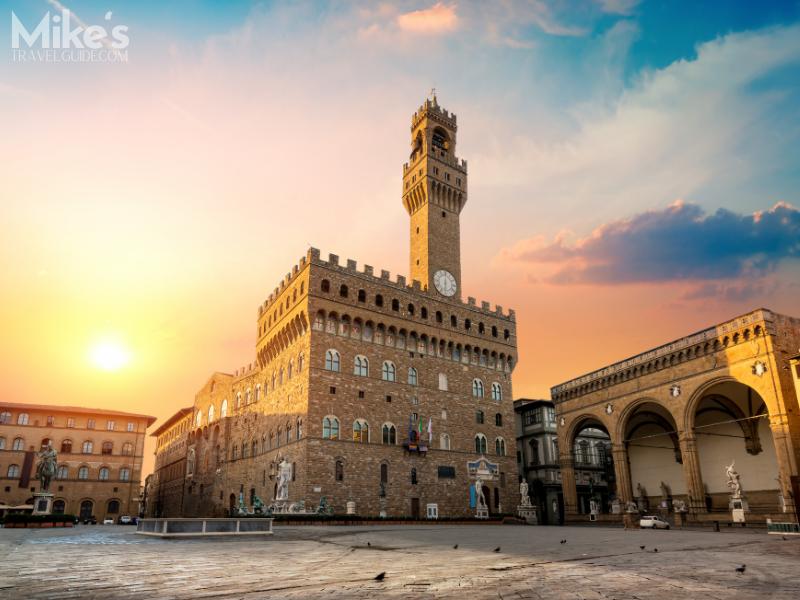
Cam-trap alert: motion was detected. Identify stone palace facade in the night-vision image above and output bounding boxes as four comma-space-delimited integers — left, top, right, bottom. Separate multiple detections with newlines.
147, 96, 519, 518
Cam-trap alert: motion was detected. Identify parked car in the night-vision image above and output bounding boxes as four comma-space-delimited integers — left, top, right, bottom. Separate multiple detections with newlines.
102, 517, 114, 525
82, 515, 97, 525
639, 515, 670, 529
119, 515, 133, 525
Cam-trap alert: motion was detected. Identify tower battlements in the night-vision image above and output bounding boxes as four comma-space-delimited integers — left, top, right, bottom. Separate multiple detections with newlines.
412, 96, 457, 129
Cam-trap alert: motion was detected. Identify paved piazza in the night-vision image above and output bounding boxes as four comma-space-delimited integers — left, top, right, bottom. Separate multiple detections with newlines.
1, 524, 798, 599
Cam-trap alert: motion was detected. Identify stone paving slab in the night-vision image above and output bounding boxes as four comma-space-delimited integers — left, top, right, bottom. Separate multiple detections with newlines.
0, 524, 797, 599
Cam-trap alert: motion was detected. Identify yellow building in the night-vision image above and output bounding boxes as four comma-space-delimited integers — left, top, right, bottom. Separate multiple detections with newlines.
0, 402, 155, 520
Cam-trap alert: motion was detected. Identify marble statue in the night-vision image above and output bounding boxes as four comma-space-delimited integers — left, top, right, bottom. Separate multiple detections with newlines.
659, 481, 670, 500
474, 476, 487, 509
725, 461, 742, 498
519, 480, 531, 507
625, 501, 639, 513
35, 443, 57, 492
276, 458, 292, 501
672, 499, 687, 513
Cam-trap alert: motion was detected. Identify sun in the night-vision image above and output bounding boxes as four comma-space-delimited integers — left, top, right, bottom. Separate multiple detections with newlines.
89, 340, 131, 371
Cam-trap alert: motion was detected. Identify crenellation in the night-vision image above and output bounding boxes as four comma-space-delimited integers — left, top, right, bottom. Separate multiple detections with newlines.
380, 269, 390, 280
346, 259, 357, 270
396, 274, 406, 286
328, 253, 339, 266
467, 297, 476, 306
481, 301, 490, 311
364, 265, 374, 276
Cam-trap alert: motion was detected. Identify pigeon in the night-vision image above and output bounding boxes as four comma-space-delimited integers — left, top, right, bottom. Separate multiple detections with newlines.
782, 536, 788, 541
560, 539, 567, 544
653, 548, 658, 553
374, 572, 386, 581
640, 546, 645, 550
367, 542, 371, 547
453, 544, 459, 549
493, 547, 501, 553
735, 565, 746, 574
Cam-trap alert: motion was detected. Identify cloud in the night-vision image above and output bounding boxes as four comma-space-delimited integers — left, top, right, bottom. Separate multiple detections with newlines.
397, 2, 459, 34
501, 201, 800, 284
595, 0, 640, 15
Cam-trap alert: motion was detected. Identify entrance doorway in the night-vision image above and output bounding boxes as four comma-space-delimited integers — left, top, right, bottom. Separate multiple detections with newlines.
411, 497, 420, 519
79, 500, 93, 520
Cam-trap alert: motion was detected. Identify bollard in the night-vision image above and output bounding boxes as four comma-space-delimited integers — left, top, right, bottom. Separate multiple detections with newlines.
713, 520, 720, 532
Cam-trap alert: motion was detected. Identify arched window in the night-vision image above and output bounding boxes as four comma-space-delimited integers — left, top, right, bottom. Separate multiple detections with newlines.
335, 460, 344, 481
102, 441, 113, 455
472, 379, 484, 398
495, 413, 503, 426
495, 437, 506, 456
296, 417, 303, 440
491, 382, 502, 401
232, 445, 239, 460
323, 417, 340, 440
380, 463, 388, 484
17, 413, 29, 425
7, 464, 20, 478
440, 433, 450, 450
285, 426, 291, 445
353, 419, 369, 443
339, 284, 348, 298
391, 299, 400, 311
298, 353, 305, 372
354, 355, 369, 377
407, 303, 415, 315
252, 439, 258, 457
411, 468, 418, 485
475, 434, 487, 454
407, 367, 418, 386
325, 349, 340, 372
382, 423, 396, 445
78, 466, 89, 480
12, 437, 24, 451
60, 439, 73, 454
438, 373, 448, 391
187, 449, 195, 475
381, 361, 396, 382
57, 465, 69, 479
321, 279, 330, 293
221, 398, 228, 418
375, 294, 384, 307
82, 440, 93, 454
357, 289, 366, 302
99, 467, 110, 481
53, 499, 66, 514
0, 411, 10, 424
242, 441, 249, 458
119, 468, 130, 482
107, 499, 120, 514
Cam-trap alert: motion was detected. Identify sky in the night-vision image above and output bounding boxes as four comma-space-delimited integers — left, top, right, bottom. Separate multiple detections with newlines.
1, 0, 799, 477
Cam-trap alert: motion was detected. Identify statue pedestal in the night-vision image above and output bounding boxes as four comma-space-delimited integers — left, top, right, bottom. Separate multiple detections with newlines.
32, 492, 54, 516
475, 507, 489, 520
517, 505, 538, 525
730, 496, 748, 523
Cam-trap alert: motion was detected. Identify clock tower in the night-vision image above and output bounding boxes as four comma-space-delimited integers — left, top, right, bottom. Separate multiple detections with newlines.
402, 94, 467, 298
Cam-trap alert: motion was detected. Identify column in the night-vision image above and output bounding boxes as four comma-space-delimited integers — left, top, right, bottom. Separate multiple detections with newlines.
678, 433, 706, 514
769, 417, 798, 518
612, 444, 633, 504
560, 455, 578, 518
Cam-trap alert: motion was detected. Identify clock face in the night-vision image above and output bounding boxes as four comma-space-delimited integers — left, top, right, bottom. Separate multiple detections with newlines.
433, 269, 457, 297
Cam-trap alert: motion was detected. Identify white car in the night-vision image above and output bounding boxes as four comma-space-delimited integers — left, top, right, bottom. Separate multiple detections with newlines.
639, 515, 670, 529
119, 515, 132, 525
102, 517, 115, 525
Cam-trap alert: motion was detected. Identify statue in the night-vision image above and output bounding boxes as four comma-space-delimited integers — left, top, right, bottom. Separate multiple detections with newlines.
276, 458, 292, 501
725, 461, 742, 498
659, 481, 670, 500
636, 482, 645, 499
672, 499, 687, 513
625, 501, 639, 513
35, 443, 57, 492
519, 480, 531, 507
474, 476, 487, 509
252, 494, 266, 515
316, 496, 333, 516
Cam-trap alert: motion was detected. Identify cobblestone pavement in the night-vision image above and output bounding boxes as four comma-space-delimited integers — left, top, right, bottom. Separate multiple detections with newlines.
1, 524, 798, 599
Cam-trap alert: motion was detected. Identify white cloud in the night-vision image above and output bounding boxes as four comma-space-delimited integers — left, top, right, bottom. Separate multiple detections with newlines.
397, 2, 459, 34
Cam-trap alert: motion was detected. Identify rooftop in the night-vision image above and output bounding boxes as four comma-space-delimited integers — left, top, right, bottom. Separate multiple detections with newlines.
0, 401, 157, 426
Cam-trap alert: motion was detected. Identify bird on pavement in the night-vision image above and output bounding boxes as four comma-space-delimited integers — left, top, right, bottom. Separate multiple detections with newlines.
453, 544, 459, 549
493, 547, 501, 553
640, 546, 645, 550
367, 542, 371, 547
374, 572, 386, 581
653, 548, 658, 553
735, 565, 746, 574
560, 539, 567, 544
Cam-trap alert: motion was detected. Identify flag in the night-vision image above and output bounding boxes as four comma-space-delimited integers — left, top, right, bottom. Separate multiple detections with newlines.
408, 414, 413, 441
418, 417, 423, 436
427, 417, 432, 442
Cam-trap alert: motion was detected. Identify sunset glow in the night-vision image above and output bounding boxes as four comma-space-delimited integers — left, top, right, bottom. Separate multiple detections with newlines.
89, 339, 130, 372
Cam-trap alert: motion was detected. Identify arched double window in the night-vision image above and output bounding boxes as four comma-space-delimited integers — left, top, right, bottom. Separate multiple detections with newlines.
296, 417, 303, 439
475, 434, 487, 454
99, 467, 110, 481
495, 437, 506, 456
120, 468, 130, 482
381, 361, 396, 382
325, 350, 340, 372
0, 411, 10, 424
122, 442, 133, 456
353, 419, 369, 443
440, 433, 451, 450
17, 413, 29, 425
7, 464, 20, 478
323, 416, 340, 440
491, 382, 502, 401
82, 440, 93, 454
78, 466, 89, 480
354, 355, 369, 377
56, 465, 69, 479
60, 439, 73, 454
407, 367, 418, 386
12, 437, 24, 451
382, 423, 396, 445
472, 379, 485, 398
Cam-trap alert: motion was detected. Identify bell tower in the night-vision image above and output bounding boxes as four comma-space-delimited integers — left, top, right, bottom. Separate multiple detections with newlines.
402, 94, 467, 298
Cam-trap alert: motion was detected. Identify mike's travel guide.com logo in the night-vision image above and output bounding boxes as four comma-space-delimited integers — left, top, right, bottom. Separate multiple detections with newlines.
10, 8, 129, 63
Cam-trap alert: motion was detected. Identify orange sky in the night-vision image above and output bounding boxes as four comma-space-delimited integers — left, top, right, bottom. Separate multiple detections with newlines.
2, 1, 799, 480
